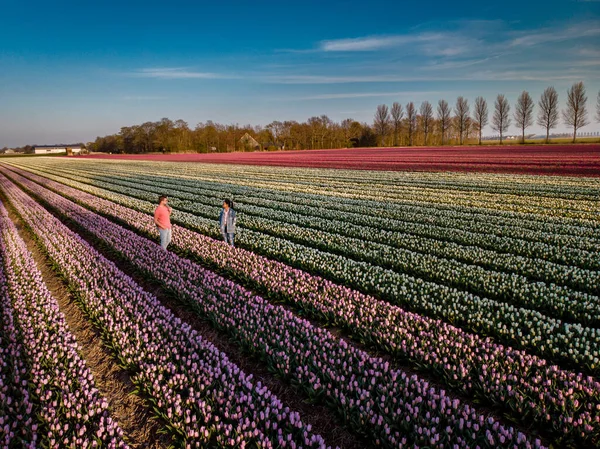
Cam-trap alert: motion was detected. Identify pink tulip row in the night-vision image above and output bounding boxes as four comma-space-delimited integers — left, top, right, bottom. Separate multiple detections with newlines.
4, 164, 599, 446
0, 201, 128, 449
78, 145, 600, 176
0, 176, 331, 449
0, 170, 547, 449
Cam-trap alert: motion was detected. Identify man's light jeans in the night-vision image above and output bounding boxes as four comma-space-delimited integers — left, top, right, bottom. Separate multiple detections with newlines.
159, 228, 172, 250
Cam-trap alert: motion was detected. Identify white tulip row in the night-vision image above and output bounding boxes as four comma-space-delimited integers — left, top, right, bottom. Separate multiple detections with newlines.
78, 159, 599, 221
22, 162, 600, 273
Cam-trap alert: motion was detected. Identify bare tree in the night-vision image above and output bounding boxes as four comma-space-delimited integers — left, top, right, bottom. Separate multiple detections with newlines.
373, 104, 391, 146
492, 94, 511, 144
514, 91, 534, 143
406, 102, 417, 146
537, 86, 559, 143
454, 97, 470, 145
419, 101, 433, 145
464, 117, 474, 142
437, 99, 451, 145
473, 96, 488, 145
266, 120, 284, 148
596, 91, 600, 123
563, 81, 589, 143
390, 102, 404, 146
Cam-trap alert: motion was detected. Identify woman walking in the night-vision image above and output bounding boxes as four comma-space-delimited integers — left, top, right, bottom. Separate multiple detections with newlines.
219, 199, 236, 246
154, 195, 172, 250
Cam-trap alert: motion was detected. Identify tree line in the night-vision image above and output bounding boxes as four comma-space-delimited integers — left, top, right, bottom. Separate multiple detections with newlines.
82, 81, 599, 154
374, 82, 599, 147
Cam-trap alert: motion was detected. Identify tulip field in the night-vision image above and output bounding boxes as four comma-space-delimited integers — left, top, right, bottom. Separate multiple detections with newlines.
0, 157, 598, 449
81, 144, 600, 176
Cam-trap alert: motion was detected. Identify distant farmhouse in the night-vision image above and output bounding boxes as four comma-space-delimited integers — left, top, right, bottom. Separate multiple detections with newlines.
237, 133, 283, 151
31, 145, 83, 155
239, 133, 261, 151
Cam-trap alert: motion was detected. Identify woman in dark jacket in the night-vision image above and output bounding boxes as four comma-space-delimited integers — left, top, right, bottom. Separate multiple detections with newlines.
219, 199, 237, 246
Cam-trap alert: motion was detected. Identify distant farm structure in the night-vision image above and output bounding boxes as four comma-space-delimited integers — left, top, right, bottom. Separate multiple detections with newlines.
31, 145, 83, 155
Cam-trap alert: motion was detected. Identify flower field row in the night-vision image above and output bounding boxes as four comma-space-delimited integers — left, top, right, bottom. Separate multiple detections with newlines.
107, 167, 600, 252
4, 165, 599, 377
159, 163, 599, 230
79, 154, 600, 221
17, 161, 600, 289
0, 176, 334, 449
81, 145, 600, 177
0, 170, 549, 448
101, 177, 598, 317
0, 201, 128, 448
34, 160, 600, 252
0, 259, 39, 448
19, 161, 600, 282
4, 164, 599, 445
31, 167, 600, 322
14, 163, 600, 304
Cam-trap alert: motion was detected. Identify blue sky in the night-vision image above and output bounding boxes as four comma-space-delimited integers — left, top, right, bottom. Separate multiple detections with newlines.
1, 0, 599, 147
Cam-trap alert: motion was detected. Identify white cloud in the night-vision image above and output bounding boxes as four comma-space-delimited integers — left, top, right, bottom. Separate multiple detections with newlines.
122, 95, 168, 101
265, 74, 426, 84
295, 91, 441, 100
579, 48, 600, 58
320, 36, 410, 51
422, 56, 501, 71
319, 31, 474, 56
462, 69, 594, 82
509, 21, 600, 47
131, 67, 237, 80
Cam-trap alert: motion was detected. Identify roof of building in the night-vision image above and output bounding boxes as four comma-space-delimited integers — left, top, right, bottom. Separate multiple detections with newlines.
34, 144, 82, 148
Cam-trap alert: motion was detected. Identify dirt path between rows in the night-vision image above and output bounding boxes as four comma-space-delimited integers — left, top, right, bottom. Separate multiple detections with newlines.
3, 200, 170, 449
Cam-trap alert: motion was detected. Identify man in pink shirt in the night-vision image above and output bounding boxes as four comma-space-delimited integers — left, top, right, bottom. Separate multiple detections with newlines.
154, 195, 172, 250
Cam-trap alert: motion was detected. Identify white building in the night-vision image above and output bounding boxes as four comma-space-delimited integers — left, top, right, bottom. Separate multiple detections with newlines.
33, 145, 82, 155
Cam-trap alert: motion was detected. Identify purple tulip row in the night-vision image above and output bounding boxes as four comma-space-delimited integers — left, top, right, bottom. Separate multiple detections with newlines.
0, 176, 335, 449
0, 261, 38, 448
0, 171, 548, 449
3, 164, 599, 446
0, 201, 128, 449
